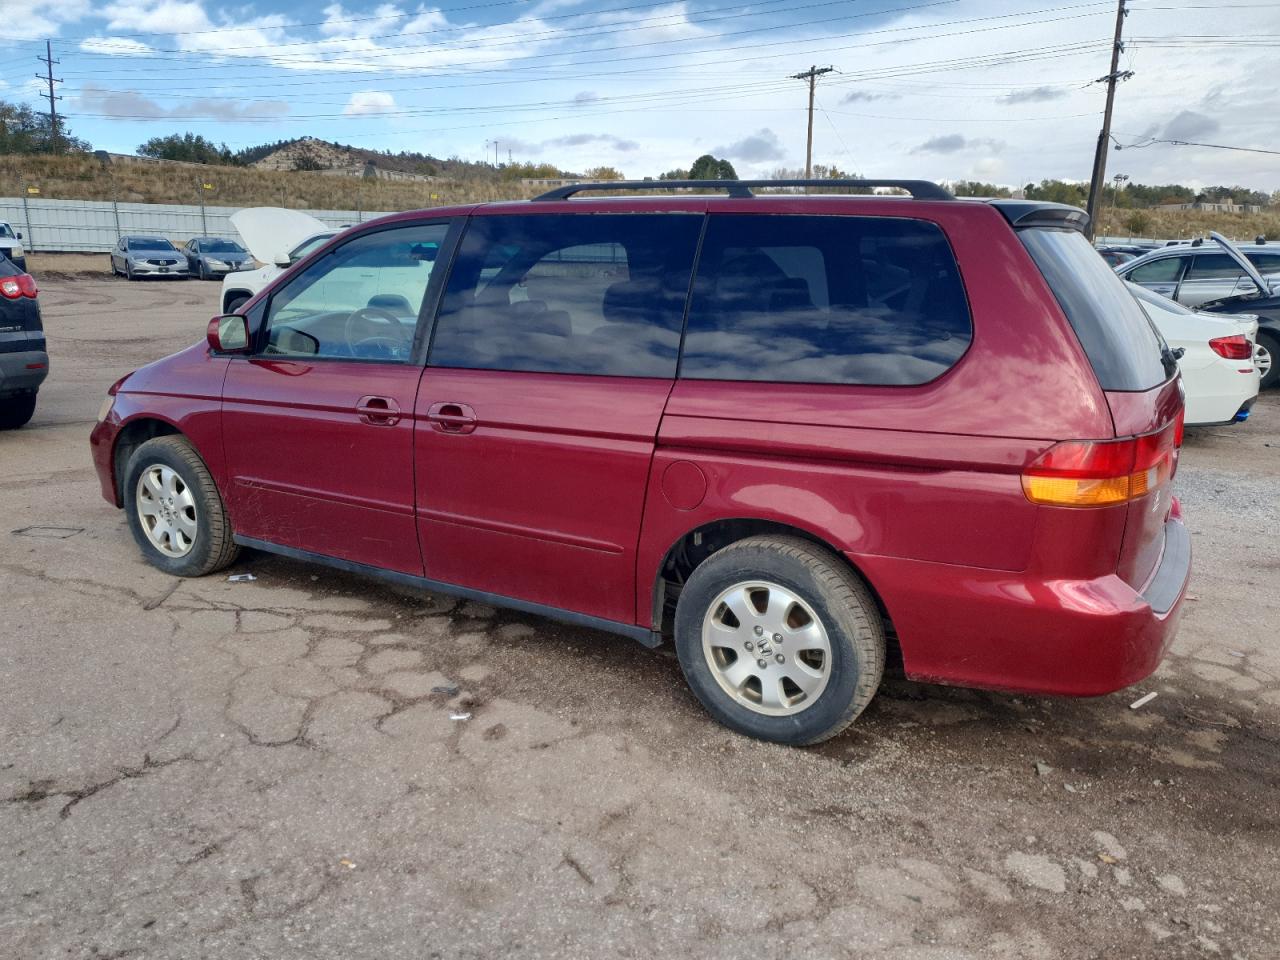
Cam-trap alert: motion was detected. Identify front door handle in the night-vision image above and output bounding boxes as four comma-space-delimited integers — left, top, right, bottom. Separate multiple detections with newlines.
356, 395, 401, 425
427, 401, 477, 434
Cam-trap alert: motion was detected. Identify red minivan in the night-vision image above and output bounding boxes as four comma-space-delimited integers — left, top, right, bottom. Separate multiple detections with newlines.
90, 180, 1190, 744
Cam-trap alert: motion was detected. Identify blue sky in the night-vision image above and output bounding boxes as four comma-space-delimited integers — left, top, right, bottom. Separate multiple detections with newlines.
6, 0, 1279, 189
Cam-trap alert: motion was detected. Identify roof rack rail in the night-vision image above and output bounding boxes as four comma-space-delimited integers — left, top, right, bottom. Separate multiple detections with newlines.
532, 179, 954, 202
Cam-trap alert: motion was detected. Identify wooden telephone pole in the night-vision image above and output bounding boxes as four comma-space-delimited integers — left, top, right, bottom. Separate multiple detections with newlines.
36, 40, 63, 153
790, 65, 834, 178
1085, 1, 1132, 238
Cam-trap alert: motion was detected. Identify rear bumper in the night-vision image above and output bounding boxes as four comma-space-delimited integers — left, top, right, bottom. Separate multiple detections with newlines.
0, 350, 48, 397
855, 514, 1191, 697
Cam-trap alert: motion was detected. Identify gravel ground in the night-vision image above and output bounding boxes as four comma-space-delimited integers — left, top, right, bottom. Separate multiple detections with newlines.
2, 277, 1277, 960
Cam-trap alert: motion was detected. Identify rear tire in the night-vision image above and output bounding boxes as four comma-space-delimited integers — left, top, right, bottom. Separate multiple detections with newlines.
673, 535, 885, 745
0, 393, 37, 430
1256, 331, 1278, 390
123, 436, 239, 577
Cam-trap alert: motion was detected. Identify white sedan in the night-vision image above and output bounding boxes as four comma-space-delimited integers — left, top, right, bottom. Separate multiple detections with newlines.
1127, 282, 1260, 426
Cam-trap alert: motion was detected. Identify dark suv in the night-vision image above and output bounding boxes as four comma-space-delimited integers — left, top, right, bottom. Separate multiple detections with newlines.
90, 180, 1190, 744
0, 254, 46, 429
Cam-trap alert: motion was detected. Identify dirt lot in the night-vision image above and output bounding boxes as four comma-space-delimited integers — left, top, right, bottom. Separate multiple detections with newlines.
2, 277, 1277, 960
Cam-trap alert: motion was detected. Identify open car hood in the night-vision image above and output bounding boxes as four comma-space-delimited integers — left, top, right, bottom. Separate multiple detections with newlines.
1210, 231, 1272, 296
230, 207, 329, 266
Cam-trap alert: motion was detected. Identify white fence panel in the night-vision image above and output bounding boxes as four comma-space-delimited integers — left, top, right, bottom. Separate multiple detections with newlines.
0, 197, 384, 253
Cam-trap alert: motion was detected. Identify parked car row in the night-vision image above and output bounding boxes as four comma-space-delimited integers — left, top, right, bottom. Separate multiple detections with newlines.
109, 235, 253, 281
90, 182, 1193, 745
1116, 233, 1278, 390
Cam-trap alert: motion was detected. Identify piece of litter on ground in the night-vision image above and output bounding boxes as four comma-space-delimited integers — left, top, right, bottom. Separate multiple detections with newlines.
1098, 853, 1118, 865
1034, 761, 1053, 777
1185, 594, 1199, 602
432, 684, 461, 696
1129, 692, 1158, 710
227, 573, 256, 582
450, 712, 471, 721
1064, 783, 1077, 793
1227, 650, 1246, 658
339, 857, 356, 870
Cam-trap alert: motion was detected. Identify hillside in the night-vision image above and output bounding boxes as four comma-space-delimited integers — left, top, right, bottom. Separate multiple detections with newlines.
0, 152, 545, 211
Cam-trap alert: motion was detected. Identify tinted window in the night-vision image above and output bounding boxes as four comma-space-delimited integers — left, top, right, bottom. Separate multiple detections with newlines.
1127, 257, 1184, 284
289, 233, 335, 263
429, 214, 701, 377
204, 239, 245, 254
1247, 252, 1280, 274
680, 215, 971, 385
1186, 254, 1244, 280
262, 223, 447, 362
1020, 228, 1170, 391
128, 238, 174, 251
0, 224, 14, 239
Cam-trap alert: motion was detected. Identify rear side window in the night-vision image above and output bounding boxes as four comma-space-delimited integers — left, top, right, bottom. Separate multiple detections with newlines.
680, 215, 972, 385
429, 214, 702, 377
1020, 228, 1170, 391
1186, 254, 1244, 281
1247, 252, 1280, 274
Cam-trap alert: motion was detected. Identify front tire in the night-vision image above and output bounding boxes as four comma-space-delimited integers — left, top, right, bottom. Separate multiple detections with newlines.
123, 436, 239, 576
224, 293, 250, 313
125, 262, 135, 281
674, 535, 885, 745
0, 392, 37, 430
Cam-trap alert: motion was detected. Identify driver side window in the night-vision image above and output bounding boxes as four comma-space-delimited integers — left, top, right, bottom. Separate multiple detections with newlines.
262, 223, 448, 362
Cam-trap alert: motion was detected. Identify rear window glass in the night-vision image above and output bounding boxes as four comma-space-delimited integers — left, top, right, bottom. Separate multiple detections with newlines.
429, 214, 701, 377
1246, 252, 1280, 274
680, 215, 972, 385
1020, 228, 1170, 391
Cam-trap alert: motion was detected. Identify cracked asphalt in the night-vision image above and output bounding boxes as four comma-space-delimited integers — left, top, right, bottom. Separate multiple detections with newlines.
2, 276, 1278, 960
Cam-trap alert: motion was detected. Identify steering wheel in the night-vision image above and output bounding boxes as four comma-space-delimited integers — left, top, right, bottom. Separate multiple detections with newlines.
343, 306, 410, 356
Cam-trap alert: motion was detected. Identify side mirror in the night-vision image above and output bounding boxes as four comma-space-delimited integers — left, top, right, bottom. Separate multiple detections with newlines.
276, 257, 293, 268
208, 314, 251, 354
16, 232, 22, 240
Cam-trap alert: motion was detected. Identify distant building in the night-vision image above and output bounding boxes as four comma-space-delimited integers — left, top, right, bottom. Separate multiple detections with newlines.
1162, 195, 1264, 214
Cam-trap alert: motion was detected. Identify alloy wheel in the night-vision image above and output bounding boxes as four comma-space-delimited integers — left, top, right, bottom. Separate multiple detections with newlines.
1256, 340, 1272, 383
701, 580, 832, 716
135, 464, 198, 557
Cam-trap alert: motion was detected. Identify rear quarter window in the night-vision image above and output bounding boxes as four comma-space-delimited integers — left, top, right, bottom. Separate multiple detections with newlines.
1020, 228, 1171, 392
679, 215, 972, 385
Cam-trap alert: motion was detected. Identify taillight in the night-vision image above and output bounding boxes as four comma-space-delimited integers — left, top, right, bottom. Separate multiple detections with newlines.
0, 273, 37, 299
1208, 335, 1251, 360
1022, 422, 1179, 508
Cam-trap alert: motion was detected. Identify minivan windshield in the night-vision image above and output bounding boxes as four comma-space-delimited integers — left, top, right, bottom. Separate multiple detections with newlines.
1020, 228, 1172, 391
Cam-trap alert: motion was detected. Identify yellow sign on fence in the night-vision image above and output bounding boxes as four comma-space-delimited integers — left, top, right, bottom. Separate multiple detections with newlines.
26, 186, 39, 195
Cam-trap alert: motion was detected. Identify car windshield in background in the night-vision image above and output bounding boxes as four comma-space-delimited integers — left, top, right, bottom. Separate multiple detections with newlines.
1020, 228, 1172, 391
0, 224, 14, 238
204, 240, 246, 254
129, 239, 174, 251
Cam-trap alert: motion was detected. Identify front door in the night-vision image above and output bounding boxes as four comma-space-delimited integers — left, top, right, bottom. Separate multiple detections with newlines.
416, 211, 704, 624
222, 221, 452, 576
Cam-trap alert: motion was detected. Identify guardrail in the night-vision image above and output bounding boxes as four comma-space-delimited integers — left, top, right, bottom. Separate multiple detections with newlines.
0, 197, 385, 254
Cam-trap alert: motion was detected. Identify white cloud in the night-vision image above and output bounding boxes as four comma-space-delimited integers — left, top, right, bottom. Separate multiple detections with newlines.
713, 129, 785, 163
344, 91, 397, 116
79, 37, 154, 57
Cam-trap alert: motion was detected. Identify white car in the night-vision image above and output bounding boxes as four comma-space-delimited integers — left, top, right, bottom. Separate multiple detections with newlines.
0, 221, 27, 271
220, 208, 336, 314
1127, 282, 1260, 426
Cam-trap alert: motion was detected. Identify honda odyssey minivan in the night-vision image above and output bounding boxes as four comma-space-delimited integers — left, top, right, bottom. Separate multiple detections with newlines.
91, 180, 1191, 745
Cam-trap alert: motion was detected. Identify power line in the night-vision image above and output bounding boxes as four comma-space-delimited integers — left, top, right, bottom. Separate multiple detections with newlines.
1115, 136, 1280, 156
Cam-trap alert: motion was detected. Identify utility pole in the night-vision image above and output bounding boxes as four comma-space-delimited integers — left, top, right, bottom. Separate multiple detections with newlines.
36, 40, 63, 153
790, 65, 834, 179
1084, 0, 1132, 239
